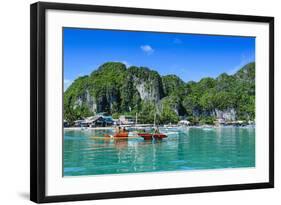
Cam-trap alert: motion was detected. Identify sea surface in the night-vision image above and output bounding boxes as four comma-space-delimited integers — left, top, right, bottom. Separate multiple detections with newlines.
64, 127, 255, 176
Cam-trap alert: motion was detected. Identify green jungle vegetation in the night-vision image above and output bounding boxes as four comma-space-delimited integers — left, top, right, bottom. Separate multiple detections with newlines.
64, 62, 255, 125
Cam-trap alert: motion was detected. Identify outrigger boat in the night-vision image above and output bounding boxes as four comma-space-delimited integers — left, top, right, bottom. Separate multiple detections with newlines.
137, 112, 167, 140
153, 133, 167, 140
137, 133, 153, 140
137, 133, 167, 140
114, 132, 129, 138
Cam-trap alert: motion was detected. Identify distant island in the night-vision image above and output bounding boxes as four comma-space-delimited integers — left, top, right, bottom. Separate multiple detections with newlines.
64, 62, 255, 126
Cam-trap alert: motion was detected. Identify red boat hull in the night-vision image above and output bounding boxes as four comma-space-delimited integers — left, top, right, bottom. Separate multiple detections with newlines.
138, 133, 153, 140
138, 133, 167, 140
114, 132, 129, 138
153, 134, 167, 139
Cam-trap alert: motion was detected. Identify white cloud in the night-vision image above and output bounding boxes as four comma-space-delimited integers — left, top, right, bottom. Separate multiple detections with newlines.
140, 45, 154, 54
64, 79, 73, 91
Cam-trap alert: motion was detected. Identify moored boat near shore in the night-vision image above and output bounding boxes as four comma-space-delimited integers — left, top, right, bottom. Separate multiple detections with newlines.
138, 133, 153, 140
138, 133, 167, 140
153, 133, 167, 140
113, 132, 129, 138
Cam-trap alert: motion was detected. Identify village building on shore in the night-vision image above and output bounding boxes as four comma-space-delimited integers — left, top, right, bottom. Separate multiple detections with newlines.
66, 114, 139, 128
70, 114, 114, 128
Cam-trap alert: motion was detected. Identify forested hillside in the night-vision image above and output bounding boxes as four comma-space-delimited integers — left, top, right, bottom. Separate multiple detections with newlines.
64, 62, 255, 124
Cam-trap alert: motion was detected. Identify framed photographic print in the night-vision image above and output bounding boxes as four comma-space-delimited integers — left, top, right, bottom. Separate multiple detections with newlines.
30, 1, 274, 203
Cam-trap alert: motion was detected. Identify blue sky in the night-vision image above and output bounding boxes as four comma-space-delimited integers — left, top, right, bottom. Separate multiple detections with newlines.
64, 28, 255, 90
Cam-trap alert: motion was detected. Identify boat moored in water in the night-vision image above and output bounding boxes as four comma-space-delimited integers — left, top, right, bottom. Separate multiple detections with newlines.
138, 133, 167, 140
153, 133, 167, 140
138, 133, 153, 140
113, 132, 129, 138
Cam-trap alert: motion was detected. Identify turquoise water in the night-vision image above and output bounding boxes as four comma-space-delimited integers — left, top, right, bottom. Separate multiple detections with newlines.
64, 127, 255, 176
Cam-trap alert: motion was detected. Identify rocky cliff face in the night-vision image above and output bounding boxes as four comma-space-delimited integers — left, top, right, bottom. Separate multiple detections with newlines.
213, 108, 237, 121
64, 63, 165, 119
128, 66, 163, 102
73, 89, 96, 112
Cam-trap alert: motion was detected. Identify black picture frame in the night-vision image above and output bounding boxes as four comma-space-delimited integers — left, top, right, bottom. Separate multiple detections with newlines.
30, 1, 274, 203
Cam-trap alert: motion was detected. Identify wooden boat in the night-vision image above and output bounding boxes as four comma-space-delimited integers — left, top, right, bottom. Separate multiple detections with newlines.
113, 132, 129, 138
138, 133, 168, 140
153, 133, 167, 140
138, 133, 153, 140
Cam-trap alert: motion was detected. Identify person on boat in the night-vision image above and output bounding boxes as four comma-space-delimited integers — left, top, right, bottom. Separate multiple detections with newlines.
115, 126, 121, 134
154, 126, 160, 134
122, 127, 127, 133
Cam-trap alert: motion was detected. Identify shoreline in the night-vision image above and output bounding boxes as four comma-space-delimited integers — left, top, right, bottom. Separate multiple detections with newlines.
64, 127, 114, 130
64, 124, 255, 131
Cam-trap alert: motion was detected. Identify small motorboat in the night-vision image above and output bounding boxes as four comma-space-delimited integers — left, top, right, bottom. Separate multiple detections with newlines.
138, 133, 153, 140
153, 133, 167, 140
